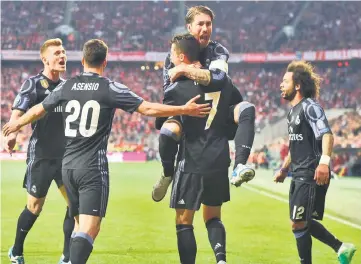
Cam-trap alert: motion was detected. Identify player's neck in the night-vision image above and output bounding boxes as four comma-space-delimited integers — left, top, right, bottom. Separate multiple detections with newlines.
42, 68, 60, 82
84, 67, 103, 76
290, 94, 304, 107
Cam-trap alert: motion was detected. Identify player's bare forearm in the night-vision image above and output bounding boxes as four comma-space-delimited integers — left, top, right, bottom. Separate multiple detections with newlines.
137, 101, 187, 117
183, 67, 211, 86
321, 133, 334, 157
282, 152, 291, 170
16, 104, 46, 128
137, 97, 210, 118
9, 110, 24, 136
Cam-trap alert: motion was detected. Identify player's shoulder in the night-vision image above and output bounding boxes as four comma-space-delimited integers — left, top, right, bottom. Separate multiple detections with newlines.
19, 73, 43, 93
108, 79, 130, 93
301, 98, 326, 119
208, 41, 230, 60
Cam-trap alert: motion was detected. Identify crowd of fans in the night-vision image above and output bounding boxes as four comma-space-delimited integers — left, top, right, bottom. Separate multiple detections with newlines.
2, 62, 360, 155
2, 1, 361, 52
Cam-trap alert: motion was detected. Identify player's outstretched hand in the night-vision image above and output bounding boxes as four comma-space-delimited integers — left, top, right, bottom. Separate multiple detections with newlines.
2, 121, 21, 137
273, 169, 287, 183
314, 164, 330, 185
184, 95, 211, 117
4, 133, 17, 154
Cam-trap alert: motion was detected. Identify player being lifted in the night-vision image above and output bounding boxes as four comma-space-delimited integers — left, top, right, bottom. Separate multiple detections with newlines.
3, 39, 210, 264
5, 38, 74, 264
274, 61, 356, 264
152, 5, 256, 202
163, 33, 237, 264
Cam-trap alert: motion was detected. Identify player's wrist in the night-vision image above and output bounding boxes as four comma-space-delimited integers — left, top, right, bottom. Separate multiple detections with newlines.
280, 167, 289, 173
319, 155, 331, 166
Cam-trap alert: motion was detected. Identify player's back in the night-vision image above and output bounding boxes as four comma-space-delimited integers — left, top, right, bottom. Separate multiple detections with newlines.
53, 72, 143, 169
166, 77, 234, 173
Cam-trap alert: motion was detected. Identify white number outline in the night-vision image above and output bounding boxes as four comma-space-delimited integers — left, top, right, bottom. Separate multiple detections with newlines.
65, 100, 100, 137
292, 205, 305, 220
204, 91, 221, 130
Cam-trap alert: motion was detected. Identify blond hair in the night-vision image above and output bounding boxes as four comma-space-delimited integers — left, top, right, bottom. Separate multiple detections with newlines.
287, 60, 322, 99
40, 38, 63, 55
185, 5, 215, 24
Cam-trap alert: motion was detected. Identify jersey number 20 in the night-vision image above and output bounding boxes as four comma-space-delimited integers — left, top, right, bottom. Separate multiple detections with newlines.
204, 91, 221, 130
65, 100, 100, 137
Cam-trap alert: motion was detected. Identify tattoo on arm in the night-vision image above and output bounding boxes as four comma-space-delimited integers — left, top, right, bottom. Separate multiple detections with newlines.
183, 67, 211, 86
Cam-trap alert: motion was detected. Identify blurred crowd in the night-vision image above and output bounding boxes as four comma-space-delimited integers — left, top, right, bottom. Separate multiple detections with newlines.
2, 62, 360, 156
2, 1, 361, 52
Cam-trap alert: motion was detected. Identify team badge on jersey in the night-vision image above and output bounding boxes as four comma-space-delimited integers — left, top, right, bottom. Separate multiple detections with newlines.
40, 79, 49, 89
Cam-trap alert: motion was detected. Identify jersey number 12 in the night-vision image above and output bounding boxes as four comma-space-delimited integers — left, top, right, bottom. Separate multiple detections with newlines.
204, 91, 221, 130
65, 100, 100, 137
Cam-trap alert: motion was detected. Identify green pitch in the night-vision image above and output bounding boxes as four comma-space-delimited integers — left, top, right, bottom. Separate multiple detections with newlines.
1, 161, 360, 263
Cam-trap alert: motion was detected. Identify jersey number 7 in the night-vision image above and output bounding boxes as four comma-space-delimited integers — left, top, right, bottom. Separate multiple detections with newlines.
65, 100, 101, 137
204, 91, 221, 130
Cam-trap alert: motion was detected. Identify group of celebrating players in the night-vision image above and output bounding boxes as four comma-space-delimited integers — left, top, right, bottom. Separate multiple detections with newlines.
2, 5, 356, 264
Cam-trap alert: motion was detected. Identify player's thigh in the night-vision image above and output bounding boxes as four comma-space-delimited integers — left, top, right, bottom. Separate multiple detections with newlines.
23, 158, 59, 198
289, 176, 317, 222
313, 183, 329, 221
202, 169, 230, 207
77, 169, 109, 218
170, 169, 203, 211
225, 105, 238, 140
62, 169, 80, 218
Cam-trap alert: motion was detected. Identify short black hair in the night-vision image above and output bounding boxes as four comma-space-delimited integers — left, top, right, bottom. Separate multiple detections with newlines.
83, 39, 108, 67
170, 33, 200, 62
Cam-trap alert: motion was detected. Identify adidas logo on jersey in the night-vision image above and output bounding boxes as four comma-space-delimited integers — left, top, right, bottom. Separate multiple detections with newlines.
71, 82, 99, 91
53, 106, 63, 112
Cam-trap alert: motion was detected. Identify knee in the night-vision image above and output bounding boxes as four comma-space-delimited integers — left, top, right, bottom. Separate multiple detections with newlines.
176, 211, 194, 225
291, 221, 307, 231
27, 199, 44, 215
162, 120, 182, 139
79, 224, 100, 241
233, 101, 255, 124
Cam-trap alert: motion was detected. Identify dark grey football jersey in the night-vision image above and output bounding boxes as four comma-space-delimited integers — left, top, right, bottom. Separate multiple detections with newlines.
42, 72, 144, 170
163, 76, 235, 173
287, 98, 332, 173
12, 72, 65, 159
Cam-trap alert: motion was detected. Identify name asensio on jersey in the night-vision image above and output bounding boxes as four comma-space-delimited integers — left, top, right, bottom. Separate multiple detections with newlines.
71, 83, 99, 91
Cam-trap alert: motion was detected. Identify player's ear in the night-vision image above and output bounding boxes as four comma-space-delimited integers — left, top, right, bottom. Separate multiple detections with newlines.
187, 23, 191, 32
41, 56, 47, 65
81, 58, 85, 66
295, 84, 301, 91
179, 53, 185, 62
103, 59, 107, 69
